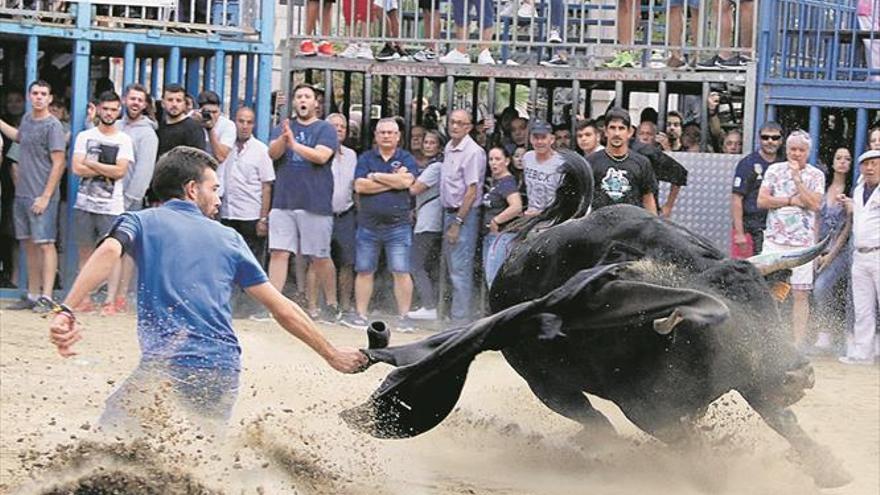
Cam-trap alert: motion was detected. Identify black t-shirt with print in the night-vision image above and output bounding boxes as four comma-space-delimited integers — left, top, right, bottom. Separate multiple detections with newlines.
588, 149, 658, 211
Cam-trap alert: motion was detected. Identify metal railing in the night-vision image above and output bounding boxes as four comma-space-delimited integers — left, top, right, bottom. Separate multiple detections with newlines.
0, 0, 262, 36
763, 0, 879, 83
286, 0, 758, 68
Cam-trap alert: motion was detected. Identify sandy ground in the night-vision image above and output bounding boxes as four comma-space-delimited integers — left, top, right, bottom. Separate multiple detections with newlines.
0, 307, 878, 495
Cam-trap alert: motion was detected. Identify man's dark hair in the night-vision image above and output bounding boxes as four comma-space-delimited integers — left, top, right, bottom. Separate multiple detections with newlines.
576, 119, 599, 133
28, 80, 52, 93
197, 90, 221, 107
640, 107, 658, 125
667, 110, 683, 123
124, 83, 149, 98
292, 83, 319, 98
552, 123, 569, 133
150, 146, 219, 202
96, 90, 121, 104
604, 107, 631, 127
760, 121, 784, 134
162, 83, 186, 97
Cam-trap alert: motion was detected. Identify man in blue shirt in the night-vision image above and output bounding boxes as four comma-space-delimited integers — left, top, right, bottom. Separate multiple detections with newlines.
267, 84, 341, 321
730, 121, 784, 258
343, 118, 417, 332
48, 146, 366, 434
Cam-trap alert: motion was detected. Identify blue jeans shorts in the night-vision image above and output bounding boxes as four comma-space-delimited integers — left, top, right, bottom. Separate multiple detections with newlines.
13, 196, 59, 243
355, 223, 412, 274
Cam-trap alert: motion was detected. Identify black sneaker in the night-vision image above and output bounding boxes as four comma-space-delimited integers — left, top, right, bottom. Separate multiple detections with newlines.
394, 45, 412, 61
376, 43, 400, 61
718, 55, 748, 68
540, 55, 569, 67
318, 305, 342, 324
8, 296, 36, 310
696, 55, 724, 70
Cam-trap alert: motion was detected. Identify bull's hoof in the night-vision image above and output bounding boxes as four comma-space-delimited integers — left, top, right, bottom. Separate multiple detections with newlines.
799, 446, 853, 488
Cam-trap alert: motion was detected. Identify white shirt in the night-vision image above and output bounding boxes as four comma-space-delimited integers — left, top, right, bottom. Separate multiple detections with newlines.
218, 136, 275, 220
72, 126, 135, 215
205, 114, 236, 159
331, 145, 357, 214
852, 179, 880, 249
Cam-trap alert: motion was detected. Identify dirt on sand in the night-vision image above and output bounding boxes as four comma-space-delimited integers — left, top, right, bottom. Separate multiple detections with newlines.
0, 309, 877, 494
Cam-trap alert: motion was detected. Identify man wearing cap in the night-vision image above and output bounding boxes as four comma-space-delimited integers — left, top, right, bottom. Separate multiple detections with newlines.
522, 119, 564, 216
588, 107, 658, 213
440, 109, 486, 323
839, 149, 880, 365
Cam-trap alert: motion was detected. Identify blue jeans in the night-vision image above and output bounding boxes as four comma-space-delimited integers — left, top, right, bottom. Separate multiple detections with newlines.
443, 209, 480, 320
355, 223, 413, 274
100, 361, 239, 435
483, 231, 515, 289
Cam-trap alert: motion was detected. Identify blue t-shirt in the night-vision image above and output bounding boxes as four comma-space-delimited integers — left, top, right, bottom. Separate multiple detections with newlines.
731, 150, 776, 232
112, 199, 268, 371
355, 148, 417, 229
270, 118, 338, 215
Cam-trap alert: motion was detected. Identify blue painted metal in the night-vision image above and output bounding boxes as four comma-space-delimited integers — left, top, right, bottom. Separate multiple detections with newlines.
167, 46, 181, 85
204, 56, 214, 91
150, 58, 161, 99
230, 55, 241, 116
808, 106, 820, 165
178, 56, 186, 86
854, 108, 869, 180
186, 57, 202, 98
214, 50, 227, 102
25, 35, 38, 113
244, 55, 255, 108
138, 57, 148, 86
123, 43, 136, 89
254, 0, 275, 142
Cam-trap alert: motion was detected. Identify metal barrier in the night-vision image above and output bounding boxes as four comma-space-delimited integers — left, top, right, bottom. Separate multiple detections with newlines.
286, 0, 758, 67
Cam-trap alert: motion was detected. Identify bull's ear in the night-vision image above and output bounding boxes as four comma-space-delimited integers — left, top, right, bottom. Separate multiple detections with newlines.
595, 241, 646, 265
764, 270, 793, 302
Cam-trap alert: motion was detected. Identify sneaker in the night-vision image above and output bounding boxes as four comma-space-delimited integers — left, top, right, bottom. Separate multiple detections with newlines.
477, 49, 496, 65
439, 49, 471, 64
341, 314, 369, 329
357, 44, 375, 60
717, 55, 748, 68
318, 305, 342, 324
317, 41, 335, 56
548, 28, 563, 44
394, 45, 412, 61
376, 43, 400, 61
8, 296, 37, 311
248, 310, 273, 322
540, 55, 569, 67
604, 50, 637, 69
413, 48, 437, 63
395, 317, 417, 333
505, 58, 521, 66
666, 55, 687, 69
300, 39, 318, 57
407, 307, 438, 320
499, 2, 514, 17
33, 295, 54, 314
696, 55, 724, 70
339, 43, 361, 59
517, 2, 535, 17
838, 356, 875, 366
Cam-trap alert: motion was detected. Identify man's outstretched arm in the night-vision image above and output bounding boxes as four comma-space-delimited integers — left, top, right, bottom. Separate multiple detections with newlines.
245, 282, 368, 373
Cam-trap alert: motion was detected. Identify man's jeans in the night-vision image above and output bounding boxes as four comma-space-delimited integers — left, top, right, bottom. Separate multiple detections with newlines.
443, 209, 480, 321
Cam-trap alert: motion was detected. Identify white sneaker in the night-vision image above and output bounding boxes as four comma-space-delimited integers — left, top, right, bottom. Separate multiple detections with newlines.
505, 58, 520, 66
477, 49, 496, 65
499, 1, 514, 17
357, 44, 375, 59
339, 43, 360, 59
548, 28, 562, 44
439, 49, 471, 64
517, 2, 535, 17
407, 307, 438, 320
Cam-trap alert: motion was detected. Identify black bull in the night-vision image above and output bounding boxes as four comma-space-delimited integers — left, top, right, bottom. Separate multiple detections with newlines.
342, 205, 852, 488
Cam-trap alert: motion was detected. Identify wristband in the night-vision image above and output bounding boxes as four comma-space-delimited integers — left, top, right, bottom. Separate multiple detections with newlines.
258, 217, 268, 222
51, 302, 76, 321
455, 216, 465, 225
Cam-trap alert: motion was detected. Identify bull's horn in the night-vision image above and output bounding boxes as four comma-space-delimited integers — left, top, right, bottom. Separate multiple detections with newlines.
747, 236, 830, 276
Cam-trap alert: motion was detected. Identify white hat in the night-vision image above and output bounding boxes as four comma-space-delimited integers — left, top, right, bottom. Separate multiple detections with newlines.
858, 149, 880, 164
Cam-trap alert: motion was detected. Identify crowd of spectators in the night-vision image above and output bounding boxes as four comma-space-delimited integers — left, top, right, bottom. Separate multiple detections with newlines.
0, 78, 877, 363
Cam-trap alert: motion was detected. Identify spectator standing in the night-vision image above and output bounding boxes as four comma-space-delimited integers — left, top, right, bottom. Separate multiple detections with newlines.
576, 119, 604, 157
667, 0, 701, 68
482, 146, 522, 288
606, 0, 639, 68
637, 121, 658, 146
723, 129, 743, 154
407, 130, 445, 321
345, 118, 417, 329
410, 125, 427, 167
267, 84, 340, 320
839, 149, 880, 364
196, 90, 236, 164
588, 108, 658, 213
553, 124, 571, 150
157, 84, 206, 157
327, 113, 358, 317
70, 91, 134, 314
870, 126, 880, 151
756, 130, 825, 348
300, 0, 335, 56
730, 121, 784, 258
437, 0, 496, 64
522, 119, 564, 216
810, 147, 853, 354
503, 116, 529, 154
412, 0, 442, 62
0, 81, 66, 311
440, 109, 486, 323
661, 111, 684, 152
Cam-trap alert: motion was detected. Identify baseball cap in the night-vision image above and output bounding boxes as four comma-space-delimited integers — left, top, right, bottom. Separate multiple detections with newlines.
529, 118, 552, 134
858, 149, 880, 164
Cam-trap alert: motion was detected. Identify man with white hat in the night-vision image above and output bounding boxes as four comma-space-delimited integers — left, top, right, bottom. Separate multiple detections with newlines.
840, 149, 880, 365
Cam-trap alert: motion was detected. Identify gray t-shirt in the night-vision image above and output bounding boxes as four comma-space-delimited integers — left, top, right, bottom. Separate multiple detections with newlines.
16, 113, 66, 201
523, 150, 564, 212
414, 161, 443, 234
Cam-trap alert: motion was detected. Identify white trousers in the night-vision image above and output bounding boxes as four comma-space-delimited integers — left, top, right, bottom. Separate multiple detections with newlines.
846, 250, 880, 360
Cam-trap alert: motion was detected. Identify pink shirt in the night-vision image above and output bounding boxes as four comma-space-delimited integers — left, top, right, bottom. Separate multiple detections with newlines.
440, 134, 486, 209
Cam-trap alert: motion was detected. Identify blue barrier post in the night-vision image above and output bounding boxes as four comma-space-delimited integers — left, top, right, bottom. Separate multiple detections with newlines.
24, 36, 38, 113
213, 50, 226, 100
123, 43, 136, 89
244, 54, 255, 108
808, 106, 820, 165
230, 55, 241, 116
138, 57, 148, 86
186, 57, 201, 98
167, 46, 181, 85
